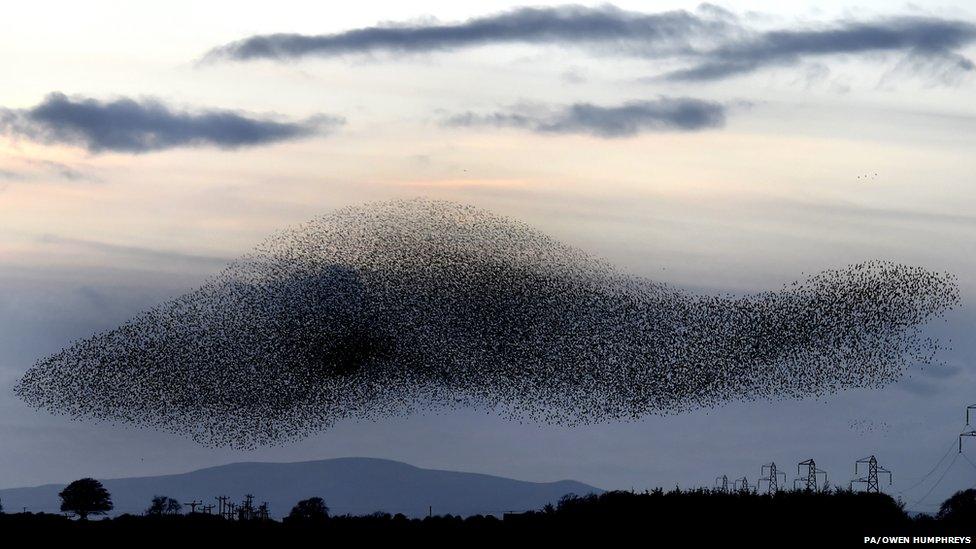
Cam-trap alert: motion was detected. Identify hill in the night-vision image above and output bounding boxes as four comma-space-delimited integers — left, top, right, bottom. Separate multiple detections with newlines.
0, 457, 600, 518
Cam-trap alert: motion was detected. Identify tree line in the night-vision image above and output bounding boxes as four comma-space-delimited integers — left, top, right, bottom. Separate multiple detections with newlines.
1, 477, 330, 523
2, 478, 976, 542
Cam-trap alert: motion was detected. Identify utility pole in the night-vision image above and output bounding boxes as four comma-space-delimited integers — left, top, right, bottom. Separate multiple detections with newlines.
715, 475, 729, 492
184, 500, 201, 514
759, 462, 786, 494
216, 495, 228, 518
240, 494, 255, 521
794, 459, 828, 491
851, 455, 892, 494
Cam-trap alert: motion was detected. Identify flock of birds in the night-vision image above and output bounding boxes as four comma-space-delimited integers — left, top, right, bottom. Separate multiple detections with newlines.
848, 419, 892, 434
15, 199, 960, 448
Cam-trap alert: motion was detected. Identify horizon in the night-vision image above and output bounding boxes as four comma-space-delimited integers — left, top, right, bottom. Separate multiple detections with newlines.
3, 456, 604, 490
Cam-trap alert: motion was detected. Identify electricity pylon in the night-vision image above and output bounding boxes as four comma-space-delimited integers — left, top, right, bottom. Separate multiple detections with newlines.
960, 430, 976, 453
851, 455, 892, 493
794, 459, 828, 491
958, 405, 976, 452
715, 475, 729, 492
733, 476, 753, 493
759, 462, 786, 494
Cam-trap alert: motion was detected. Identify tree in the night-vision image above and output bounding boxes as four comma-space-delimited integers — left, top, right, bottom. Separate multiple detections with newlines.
286, 497, 329, 523
59, 478, 113, 520
146, 495, 182, 516
938, 489, 976, 522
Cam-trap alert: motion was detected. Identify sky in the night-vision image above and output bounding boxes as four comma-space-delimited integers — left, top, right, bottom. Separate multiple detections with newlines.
1, 0, 975, 515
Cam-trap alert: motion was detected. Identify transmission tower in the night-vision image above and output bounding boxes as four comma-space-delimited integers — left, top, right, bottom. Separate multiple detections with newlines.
967, 404, 976, 425
960, 430, 976, 453
733, 476, 753, 493
715, 474, 729, 492
793, 459, 828, 491
184, 500, 201, 513
759, 462, 786, 494
851, 455, 892, 494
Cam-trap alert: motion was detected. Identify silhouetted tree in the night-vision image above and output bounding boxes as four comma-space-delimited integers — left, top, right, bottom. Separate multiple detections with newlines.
286, 497, 329, 523
59, 478, 113, 520
145, 495, 182, 516
937, 489, 976, 523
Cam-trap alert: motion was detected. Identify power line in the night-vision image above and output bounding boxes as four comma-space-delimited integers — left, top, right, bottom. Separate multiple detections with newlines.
896, 438, 958, 496
959, 451, 976, 474
906, 452, 959, 513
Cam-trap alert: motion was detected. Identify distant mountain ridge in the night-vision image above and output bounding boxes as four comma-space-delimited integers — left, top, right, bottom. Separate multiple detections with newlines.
0, 457, 601, 518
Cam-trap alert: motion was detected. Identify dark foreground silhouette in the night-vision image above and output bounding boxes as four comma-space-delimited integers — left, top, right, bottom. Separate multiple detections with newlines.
2, 488, 975, 544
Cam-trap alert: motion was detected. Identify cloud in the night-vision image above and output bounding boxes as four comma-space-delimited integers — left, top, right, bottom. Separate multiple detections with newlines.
203, 5, 733, 61
0, 93, 343, 154
445, 97, 726, 137
0, 157, 98, 183
27, 159, 90, 181
204, 6, 976, 84
37, 233, 232, 267
663, 16, 976, 81
0, 169, 23, 181
560, 67, 588, 84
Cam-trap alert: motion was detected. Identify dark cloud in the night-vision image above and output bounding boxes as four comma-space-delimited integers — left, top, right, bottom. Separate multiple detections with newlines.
664, 16, 976, 81
0, 93, 343, 153
204, 6, 976, 84
203, 5, 733, 61
445, 97, 726, 137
